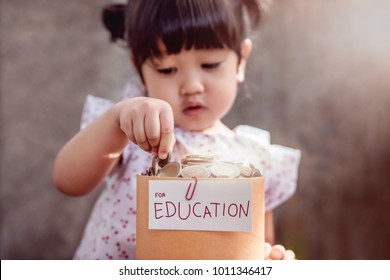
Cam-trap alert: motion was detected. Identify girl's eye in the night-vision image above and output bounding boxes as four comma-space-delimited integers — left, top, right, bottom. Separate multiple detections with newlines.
201, 62, 221, 69
157, 68, 177, 75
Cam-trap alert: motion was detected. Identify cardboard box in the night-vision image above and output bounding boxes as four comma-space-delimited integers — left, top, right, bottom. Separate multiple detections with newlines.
136, 174, 264, 259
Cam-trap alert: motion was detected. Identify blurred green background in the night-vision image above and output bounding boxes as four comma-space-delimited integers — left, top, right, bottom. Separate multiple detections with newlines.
1, 0, 390, 259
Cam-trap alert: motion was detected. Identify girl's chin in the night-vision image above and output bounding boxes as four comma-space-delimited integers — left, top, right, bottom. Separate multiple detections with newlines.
178, 125, 209, 132
176, 120, 222, 133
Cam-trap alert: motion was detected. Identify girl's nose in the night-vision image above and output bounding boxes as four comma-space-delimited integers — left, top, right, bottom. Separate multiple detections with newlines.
179, 72, 204, 96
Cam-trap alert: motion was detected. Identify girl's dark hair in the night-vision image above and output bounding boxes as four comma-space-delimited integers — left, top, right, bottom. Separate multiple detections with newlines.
102, 4, 126, 43
102, 0, 262, 81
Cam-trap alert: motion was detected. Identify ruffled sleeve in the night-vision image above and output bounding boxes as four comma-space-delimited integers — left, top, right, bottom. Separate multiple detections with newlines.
80, 78, 144, 130
264, 143, 301, 211
80, 95, 115, 130
234, 125, 301, 211
79, 80, 146, 184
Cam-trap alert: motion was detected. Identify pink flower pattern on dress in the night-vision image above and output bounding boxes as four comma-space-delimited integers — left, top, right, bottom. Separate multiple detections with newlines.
73, 80, 301, 260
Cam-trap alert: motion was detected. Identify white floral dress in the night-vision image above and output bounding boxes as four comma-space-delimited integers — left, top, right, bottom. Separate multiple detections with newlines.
74, 80, 301, 259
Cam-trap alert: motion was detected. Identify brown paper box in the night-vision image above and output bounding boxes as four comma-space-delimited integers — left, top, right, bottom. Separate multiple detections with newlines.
136, 174, 264, 260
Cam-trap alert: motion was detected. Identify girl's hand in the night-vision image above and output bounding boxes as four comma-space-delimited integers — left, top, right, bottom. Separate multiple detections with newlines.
116, 97, 175, 159
264, 242, 296, 260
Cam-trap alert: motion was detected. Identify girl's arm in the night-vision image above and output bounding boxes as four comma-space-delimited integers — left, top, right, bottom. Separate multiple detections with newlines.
53, 103, 128, 196
53, 97, 174, 196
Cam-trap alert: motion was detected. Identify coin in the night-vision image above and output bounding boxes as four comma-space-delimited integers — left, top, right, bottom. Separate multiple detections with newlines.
152, 157, 159, 176
239, 165, 253, 177
181, 155, 214, 166
251, 169, 262, 177
158, 162, 181, 177
184, 154, 214, 160
181, 165, 211, 178
250, 164, 262, 177
181, 159, 212, 164
157, 152, 171, 168
210, 162, 241, 178
144, 153, 262, 179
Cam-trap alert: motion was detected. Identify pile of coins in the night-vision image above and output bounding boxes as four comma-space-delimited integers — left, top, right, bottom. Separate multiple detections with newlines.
142, 154, 262, 178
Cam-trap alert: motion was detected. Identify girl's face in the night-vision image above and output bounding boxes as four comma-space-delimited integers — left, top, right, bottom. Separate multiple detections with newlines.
140, 40, 251, 132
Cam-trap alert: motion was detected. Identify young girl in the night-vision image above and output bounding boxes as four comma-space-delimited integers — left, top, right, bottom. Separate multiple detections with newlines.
53, 0, 300, 260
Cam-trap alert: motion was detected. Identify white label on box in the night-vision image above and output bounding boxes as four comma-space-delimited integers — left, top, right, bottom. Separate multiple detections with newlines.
148, 180, 252, 232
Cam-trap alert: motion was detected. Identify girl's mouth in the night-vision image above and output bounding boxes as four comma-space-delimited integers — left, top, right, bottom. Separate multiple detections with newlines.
183, 103, 205, 117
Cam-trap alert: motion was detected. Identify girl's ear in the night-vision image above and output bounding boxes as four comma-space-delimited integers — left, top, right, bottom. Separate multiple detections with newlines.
237, 38, 253, 83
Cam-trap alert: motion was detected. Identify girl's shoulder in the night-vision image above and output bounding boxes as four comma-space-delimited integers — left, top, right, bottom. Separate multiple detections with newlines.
80, 95, 115, 130
172, 124, 285, 154
122, 77, 144, 99
80, 78, 144, 130
234, 125, 301, 156
233, 125, 271, 144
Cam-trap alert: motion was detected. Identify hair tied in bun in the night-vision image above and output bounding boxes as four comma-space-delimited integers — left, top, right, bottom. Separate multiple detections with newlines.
102, 3, 126, 42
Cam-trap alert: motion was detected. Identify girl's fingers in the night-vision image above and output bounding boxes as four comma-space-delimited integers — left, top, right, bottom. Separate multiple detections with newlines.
121, 118, 136, 144
264, 242, 272, 259
268, 244, 286, 260
265, 244, 296, 260
144, 109, 161, 157
117, 98, 174, 158
132, 115, 151, 153
158, 106, 174, 159
283, 250, 296, 260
